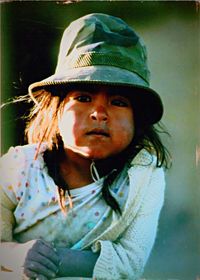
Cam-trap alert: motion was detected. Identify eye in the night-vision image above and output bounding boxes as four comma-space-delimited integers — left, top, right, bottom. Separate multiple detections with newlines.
111, 97, 129, 107
74, 94, 91, 103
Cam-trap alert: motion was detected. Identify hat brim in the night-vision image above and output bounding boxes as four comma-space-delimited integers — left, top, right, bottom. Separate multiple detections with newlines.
28, 65, 163, 125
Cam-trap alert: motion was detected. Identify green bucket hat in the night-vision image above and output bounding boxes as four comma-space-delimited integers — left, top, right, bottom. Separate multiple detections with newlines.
29, 13, 163, 125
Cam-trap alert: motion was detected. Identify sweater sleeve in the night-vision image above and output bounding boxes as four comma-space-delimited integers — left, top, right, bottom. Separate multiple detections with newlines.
92, 167, 165, 280
0, 186, 16, 241
0, 147, 26, 241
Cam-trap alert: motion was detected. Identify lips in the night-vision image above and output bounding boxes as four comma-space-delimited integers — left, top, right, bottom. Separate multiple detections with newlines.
86, 129, 110, 137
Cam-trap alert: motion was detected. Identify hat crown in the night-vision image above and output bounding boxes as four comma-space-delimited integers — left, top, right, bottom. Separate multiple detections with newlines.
56, 13, 150, 84
28, 13, 163, 125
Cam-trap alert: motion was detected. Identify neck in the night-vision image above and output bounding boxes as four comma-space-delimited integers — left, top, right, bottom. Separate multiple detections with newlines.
94, 153, 126, 177
59, 149, 93, 189
59, 148, 127, 189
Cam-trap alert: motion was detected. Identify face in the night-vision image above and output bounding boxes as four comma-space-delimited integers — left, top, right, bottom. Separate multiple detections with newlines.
58, 85, 134, 161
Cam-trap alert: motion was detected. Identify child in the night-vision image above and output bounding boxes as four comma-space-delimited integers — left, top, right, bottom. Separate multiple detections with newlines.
0, 13, 169, 280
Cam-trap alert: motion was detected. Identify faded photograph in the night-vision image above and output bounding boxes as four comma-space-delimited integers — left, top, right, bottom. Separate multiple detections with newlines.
0, 1, 199, 280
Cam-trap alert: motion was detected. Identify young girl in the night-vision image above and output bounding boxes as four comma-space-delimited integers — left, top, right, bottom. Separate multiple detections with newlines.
0, 13, 169, 280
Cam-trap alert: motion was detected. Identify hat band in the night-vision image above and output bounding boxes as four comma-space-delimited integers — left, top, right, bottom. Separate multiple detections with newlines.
59, 52, 149, 84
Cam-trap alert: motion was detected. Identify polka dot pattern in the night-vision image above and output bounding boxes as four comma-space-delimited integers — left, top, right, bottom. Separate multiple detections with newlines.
0, 143, 129, 249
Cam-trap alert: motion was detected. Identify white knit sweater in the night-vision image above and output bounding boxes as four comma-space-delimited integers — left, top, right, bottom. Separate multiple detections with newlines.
91, 150, 165, 279
0, 145, 165, 280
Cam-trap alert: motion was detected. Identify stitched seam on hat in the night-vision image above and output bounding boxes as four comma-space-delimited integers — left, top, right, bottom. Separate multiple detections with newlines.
68, 52, 149, 83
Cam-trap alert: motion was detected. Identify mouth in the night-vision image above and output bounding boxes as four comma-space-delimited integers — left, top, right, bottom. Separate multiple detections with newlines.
86, 129, 110, 137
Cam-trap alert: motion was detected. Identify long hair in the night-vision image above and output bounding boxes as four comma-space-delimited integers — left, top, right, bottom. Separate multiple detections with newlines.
24, 85, 170, 214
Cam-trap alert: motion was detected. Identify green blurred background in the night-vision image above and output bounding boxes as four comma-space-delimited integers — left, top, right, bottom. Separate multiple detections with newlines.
1, 1, 199, 279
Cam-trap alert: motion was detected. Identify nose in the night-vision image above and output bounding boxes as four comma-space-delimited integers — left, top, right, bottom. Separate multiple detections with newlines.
90, 105, 108, 122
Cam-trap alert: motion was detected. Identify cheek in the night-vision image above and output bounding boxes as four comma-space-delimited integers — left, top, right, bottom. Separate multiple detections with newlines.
114, 115, 135, 143
58, 112, 77, 142
117, 124, 134, 147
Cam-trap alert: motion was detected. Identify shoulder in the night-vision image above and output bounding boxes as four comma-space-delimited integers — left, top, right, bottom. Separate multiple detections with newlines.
130, 148, 157, 167
0, 143, 48, 164
128, 148, 165, 185
127, 148, 165, 206
0, 143, 48, 184
0, 143, 48, 203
